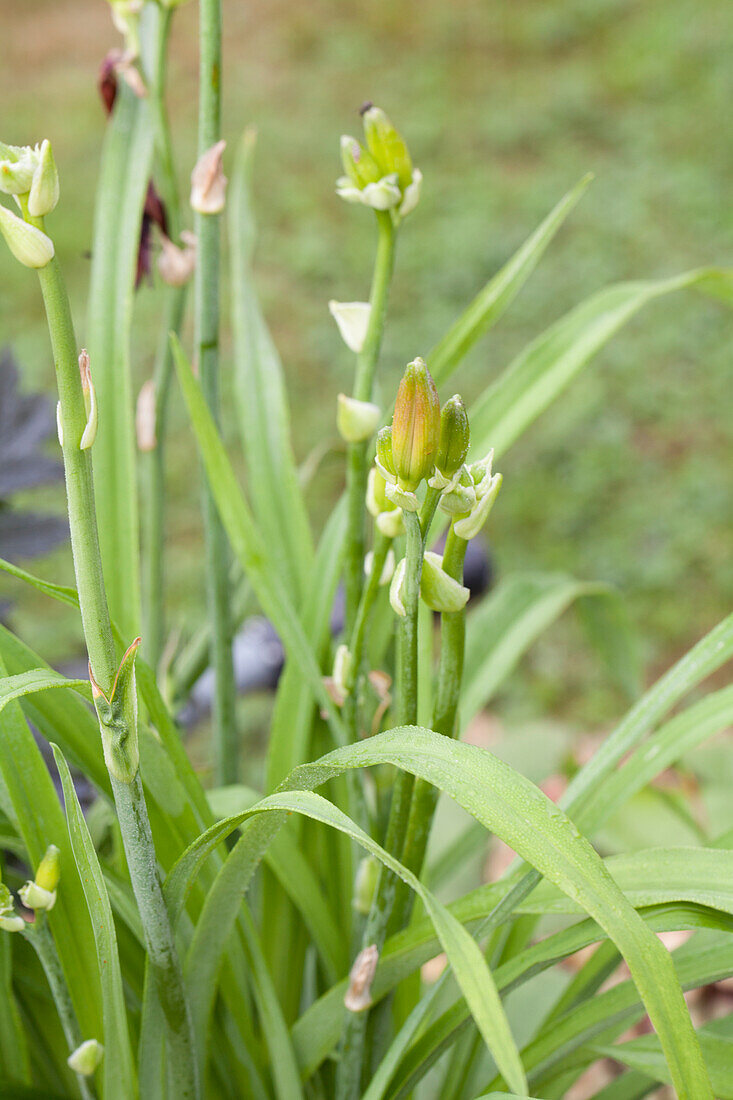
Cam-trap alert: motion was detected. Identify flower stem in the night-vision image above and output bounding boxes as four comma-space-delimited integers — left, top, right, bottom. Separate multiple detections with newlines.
196, 0, 238, 785
25, 919, 93, 1100
397, 526, 468, 903
34, 253, 199, 1098
344, 212, 396, 638
336, 509, 423, 1100
342, 530, 391, 741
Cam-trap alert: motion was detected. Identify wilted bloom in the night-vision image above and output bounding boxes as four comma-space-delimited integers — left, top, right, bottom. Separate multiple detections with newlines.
68, 1039, 104, 1076
190, 140, 227, 215
136, 379, 157, 452
344, 944, 379, 1012
391, 357, 440, 491
157, 229, 197, 287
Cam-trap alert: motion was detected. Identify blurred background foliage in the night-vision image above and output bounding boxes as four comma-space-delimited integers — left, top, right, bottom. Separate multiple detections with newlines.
1, 0, 731, 738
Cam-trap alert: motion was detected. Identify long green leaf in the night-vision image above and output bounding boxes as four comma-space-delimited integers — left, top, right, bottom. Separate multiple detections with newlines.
0, 670, 90, 713
429, 174, 593, 384
53, 747, 137, 1100
229, 129, 314, 606
184, 790, 528, 1094
285, 730, 711, 1098
469, 268, 733, 461
86, 78, 154, 639
0, 655, 102, 1042
462, 573, 637, 725
171, 334, 347, 747
0, 557, 78, 609
0, 930, 30, 1085
592, 1028, 733, 1097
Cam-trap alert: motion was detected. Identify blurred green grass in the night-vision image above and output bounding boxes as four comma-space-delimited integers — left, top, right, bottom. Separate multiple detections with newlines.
1, 0, 731, 727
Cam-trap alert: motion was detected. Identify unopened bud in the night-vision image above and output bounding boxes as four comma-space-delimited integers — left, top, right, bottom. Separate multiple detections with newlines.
453, 452, 503, 540
190, 140, 227, 215
375, 425, 397, 483
364, 547, 396, 586
67, 1039, 104, 1077
391, 358, 440, 491
352, 856, 379, 914
420, 551, 470, 613
344, 944, 379, 1012
362, 107, 413, 190
19, 879, 56, 912
28, 140, 59, 217
78, 350, 98, 450
389, 556, 407, 617
332, 644, 353, 698
376, 507, 405, 538
35, 845, 61, 893
0, 146, 35, 195
328, 299, 371, 353
436, 395, 469, 478
437, 465, 476, 515
0, 884, 23, 932
337, 394, 380, 443
157, 229, 196, 286
339, 135, 382, 189
136, 379, 157, 452
0, 203, 54, 267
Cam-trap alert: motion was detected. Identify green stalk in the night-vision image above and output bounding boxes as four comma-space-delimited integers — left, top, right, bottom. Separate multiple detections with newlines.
33, 249, 198, 1098
342, 530, 391, 739
394, 526, 468, 918
195, 0, 238, 784
343, 212, 396, 638
24, 920, 93, 1100
336, 509, 423, 1100
141, 5, 187, 674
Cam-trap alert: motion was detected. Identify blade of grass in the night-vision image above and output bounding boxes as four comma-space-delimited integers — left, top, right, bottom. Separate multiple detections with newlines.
53, 747, 137, 1100
429, 174, 593, 385
229, 128, 314, 606
468, 267, 733, 462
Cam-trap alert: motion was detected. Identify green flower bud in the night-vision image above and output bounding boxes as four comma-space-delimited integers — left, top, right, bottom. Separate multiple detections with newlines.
35, 845, 61, 893
332, 644, 353, 698
389, 557, 407, 617
436, 395, 469, 478
376, 507, 405, 539
19, 879, 56, 912
0, 203, 54, 268
420, 551, 470, 613
362, 106, 413, 190
375, 424, 397, 482
453, 452, 503, 541
337, 394, 381, 443
352, 855, 379, 914
0, 147, 35, 196
28, 139, 59, 217
391, 357, 440, 491
0, 882, 24, 932
67, 1039, 104, 1077
438, 465, 476, 516
339, 135, 382, 188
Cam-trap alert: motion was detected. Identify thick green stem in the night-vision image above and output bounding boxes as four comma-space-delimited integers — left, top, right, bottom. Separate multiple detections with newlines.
34, 254, 198, 1097
344, 213, 396, 637
26, 920, 93, 1100
396, 527, 468, 915
336, 510, 422, 1100
112, 773, 197, 1098
195, 0, 238, 785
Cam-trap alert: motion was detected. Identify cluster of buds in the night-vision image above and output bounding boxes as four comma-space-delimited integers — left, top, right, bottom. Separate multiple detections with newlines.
18, 845, 61, 914
337, 105, 422, 220
0, 883, 24, 933
0, 139, 59, 268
